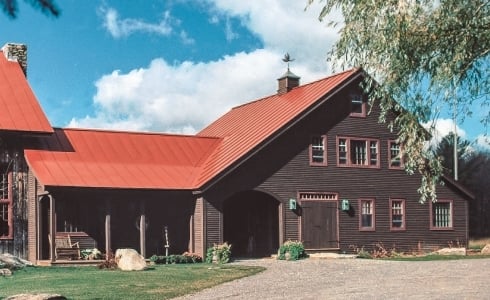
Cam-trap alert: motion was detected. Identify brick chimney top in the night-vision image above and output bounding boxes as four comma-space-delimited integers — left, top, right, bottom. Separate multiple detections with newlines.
2, 43, 27, 77
277, 67, 300, 95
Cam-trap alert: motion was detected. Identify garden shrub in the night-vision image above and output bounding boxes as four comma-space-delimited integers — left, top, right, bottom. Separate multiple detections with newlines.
205, 242, 232, 264
277, 240, 308, 260
149, 252, 202, 264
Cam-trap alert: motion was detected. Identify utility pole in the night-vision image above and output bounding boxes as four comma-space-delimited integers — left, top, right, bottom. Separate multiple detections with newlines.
453, 99, 458, 181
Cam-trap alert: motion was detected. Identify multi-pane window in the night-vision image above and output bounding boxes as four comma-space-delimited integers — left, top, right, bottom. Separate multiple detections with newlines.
350, 93, 365, 117
310, 135, 327, 165
431, 200, 453, 229
389, 141, 404, 169
338, 139, 347, 164
337, 137, 380, 167
359, 199, 375, 230
390, 199, 405, 230
0, 172, 12, 239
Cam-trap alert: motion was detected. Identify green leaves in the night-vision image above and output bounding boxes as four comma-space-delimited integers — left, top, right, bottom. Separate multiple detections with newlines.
310, 0, 490, 202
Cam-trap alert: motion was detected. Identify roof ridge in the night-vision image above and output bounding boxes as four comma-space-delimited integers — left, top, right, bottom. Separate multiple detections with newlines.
231, 67, 360, 110
57, 126, 219, 140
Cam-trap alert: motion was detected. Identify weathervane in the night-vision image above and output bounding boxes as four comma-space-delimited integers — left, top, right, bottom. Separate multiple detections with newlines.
282, 53, 295, 70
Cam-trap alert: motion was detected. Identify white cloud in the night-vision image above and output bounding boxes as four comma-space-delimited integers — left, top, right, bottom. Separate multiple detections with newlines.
422, 118, 467, 147
99, 6, 173, 38
475, 135, 490, 151
72, 1, 340, 133
68, 49, 325, 133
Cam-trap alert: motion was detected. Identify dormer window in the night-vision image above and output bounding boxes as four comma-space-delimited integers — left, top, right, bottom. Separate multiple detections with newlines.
350, 93, 366, 117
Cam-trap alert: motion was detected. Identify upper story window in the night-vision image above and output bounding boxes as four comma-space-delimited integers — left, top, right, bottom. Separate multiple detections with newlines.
337, 137, 380, 168
390, 199, 406, 230
388, 140, 404, 169
359, 198, 375, 231
310, 135, 327, 166
350, 93, 366, 117
431, 200, 453, 230
0, 172, 12, 239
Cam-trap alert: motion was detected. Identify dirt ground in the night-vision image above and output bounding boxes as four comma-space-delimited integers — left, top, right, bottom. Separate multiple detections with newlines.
174, 257, 490, 299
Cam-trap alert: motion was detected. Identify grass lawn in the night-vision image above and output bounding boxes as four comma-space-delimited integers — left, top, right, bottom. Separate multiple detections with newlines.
0, 264, 265, 300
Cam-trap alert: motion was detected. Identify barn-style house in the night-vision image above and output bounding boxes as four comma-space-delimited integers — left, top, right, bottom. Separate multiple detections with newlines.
0, 43, 471, 264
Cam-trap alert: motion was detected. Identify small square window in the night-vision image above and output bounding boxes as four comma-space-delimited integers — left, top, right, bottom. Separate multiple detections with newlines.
350, 94, 366, 117
431, 200, 453, 230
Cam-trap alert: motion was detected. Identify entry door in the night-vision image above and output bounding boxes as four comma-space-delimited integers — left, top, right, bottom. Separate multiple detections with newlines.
301, 200, 338, 249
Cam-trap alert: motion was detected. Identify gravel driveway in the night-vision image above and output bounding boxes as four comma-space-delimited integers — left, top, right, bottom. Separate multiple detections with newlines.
175, 257, 490, 299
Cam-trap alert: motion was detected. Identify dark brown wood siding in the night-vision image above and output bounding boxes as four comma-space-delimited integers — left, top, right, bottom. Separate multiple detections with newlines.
205, 79, 468, 253
204, 199, 222, 249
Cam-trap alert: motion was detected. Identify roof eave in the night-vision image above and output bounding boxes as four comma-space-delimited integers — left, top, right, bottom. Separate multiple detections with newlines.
198, 69, 364, 192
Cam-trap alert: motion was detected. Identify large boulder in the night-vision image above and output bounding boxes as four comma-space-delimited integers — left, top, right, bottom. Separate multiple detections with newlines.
114, 249, 147, 271
0, 253, 33, 270
435, 247, 467, 256
481, 244, 490, 255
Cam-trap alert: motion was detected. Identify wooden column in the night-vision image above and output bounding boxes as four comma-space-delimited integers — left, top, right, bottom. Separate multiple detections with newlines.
105, 200, 111, 258
49, 194, 55, 263
139, 201, 146, 258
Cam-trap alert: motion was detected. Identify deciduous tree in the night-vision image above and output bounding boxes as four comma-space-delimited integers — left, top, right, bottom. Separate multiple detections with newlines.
309, 0, 490, 202
1, 0, 59, 18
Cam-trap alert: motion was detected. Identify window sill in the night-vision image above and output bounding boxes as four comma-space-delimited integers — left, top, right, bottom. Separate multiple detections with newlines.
430, 227, 454, 231
338, 164, 380, 169
359, 228, 375, 232
390, 228, 406, 231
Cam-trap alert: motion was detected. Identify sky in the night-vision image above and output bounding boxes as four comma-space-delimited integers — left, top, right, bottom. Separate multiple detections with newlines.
1, 0, 488, 149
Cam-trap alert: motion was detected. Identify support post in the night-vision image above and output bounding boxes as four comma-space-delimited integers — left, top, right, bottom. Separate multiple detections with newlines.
49, 194, 55, 263
105, 200, 111, 259
139, 201, 146, 258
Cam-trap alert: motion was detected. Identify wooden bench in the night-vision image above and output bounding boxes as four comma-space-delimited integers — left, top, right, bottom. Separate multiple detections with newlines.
54, 233, 80, 260
53, 232, 98, 260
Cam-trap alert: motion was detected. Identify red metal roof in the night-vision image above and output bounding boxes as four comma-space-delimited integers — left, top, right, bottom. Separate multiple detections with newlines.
25, 68, 361, 190
0, 52, 53, 133
195, 68, 361, 188
24, 128, 221, 189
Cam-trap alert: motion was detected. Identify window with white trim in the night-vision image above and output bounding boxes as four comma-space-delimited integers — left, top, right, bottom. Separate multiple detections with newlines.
390, 199, 405, 230
431, 200, 453, 229
359, 199, 375, 230
388, 141, 404, 169
337, 137, 380, 168
310, 135, 327, 165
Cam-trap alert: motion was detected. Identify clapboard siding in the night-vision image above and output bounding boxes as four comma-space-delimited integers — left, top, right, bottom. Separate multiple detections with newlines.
206, 79, 470, 253
205, 200, 222, 249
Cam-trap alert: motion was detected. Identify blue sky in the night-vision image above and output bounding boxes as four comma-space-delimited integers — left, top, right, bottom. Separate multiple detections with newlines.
1, 0, 488, 148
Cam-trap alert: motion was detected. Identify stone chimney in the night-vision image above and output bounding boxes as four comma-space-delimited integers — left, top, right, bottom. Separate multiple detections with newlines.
2, 43, 27, 77
277, 68, 300, 95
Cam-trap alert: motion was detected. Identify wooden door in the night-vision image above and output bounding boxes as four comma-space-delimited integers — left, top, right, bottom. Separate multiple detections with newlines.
301, 200, 338, 249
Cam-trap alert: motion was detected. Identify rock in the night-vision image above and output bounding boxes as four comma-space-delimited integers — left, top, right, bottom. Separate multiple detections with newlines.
5, 294, 66, 300
435, 247, 466, 256
481, 244, 490, 255
0, 268, 12, 276
114, 249, 147, 271
0, 253, 33, 270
